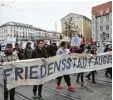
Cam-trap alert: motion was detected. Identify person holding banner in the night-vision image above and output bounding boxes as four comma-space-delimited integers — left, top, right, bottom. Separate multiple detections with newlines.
70, 36, 85, 87
76, 43, 85, 87
0, 43, 18, 100
86, 44, 97, 84
31, 39, 48, 100
104, 44, 112, 78
56, 41, 75, 91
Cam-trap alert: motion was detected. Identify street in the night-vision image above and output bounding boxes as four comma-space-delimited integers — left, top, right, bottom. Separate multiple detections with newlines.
0, 70, 112, 100
0, 1, 112, 100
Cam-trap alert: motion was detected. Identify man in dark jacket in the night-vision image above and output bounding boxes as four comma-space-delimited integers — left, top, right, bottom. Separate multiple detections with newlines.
31, 39, 48, 100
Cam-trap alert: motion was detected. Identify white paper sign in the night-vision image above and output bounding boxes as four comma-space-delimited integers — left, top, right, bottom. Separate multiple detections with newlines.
71, 37, 82, 46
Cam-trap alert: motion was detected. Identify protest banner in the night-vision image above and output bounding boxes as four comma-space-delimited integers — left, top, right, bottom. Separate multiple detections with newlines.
1, 52, 112, 90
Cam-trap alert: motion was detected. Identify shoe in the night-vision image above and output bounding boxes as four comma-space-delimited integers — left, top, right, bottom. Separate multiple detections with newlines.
32, 95, 38, 99
92, 81, 96, 84
76, 80, 80, 83
38, 96, 44, 100
68, 86, 75, 91
86, 76, 91, 80
56, 85, 63, 90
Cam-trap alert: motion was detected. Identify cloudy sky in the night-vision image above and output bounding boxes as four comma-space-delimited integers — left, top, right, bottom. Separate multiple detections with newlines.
0, 0, 109, 32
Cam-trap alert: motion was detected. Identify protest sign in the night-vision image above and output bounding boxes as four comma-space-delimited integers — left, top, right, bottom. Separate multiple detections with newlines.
71, 37, 82, 46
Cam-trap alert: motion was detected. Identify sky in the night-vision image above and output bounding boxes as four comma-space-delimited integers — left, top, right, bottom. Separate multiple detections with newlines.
0, 0, 110, 32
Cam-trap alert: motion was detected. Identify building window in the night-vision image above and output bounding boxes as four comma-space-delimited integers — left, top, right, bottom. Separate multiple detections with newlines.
106, 34, 109, 39
106, 25, 109, 29
100, 17, 103, 23
100, 26, 103, 31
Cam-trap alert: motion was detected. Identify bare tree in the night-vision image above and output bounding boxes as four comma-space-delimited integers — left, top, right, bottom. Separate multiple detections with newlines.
63, 17, 81, 38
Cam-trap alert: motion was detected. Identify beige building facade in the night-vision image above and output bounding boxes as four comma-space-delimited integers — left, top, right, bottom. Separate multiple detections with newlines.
61, 13, 92, 41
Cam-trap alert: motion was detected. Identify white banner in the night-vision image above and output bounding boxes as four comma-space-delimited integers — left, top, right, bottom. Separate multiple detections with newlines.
1, 52, 112, 90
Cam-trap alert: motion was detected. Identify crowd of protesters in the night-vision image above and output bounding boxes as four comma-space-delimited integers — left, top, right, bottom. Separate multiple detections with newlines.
0, 38, 112, 100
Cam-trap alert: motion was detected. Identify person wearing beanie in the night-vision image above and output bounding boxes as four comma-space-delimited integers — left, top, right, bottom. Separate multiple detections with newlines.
0, 43, 18, 100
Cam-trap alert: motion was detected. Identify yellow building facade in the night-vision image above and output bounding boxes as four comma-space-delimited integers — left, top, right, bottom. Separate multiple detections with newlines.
61, 13, 92, 41
83, 16, 92, 41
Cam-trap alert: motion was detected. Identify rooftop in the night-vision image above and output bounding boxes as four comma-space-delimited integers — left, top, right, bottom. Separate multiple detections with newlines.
61, 13, 91, 21
92, 1, 112, 16
0, 21, 59, 33
0, 21, 33, 27
0, 21, 47, 32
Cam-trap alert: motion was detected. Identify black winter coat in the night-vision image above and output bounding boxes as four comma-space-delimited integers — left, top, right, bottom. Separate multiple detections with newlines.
31, 47, 48, 59
24, 47, 33, 59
